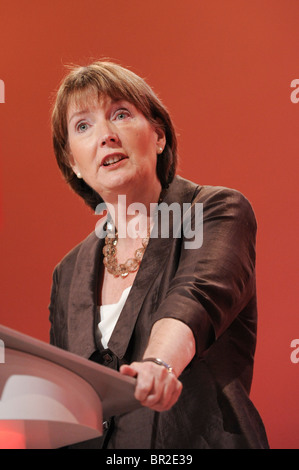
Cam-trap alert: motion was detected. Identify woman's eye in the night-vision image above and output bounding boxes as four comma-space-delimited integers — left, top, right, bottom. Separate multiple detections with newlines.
114, 109, 130, 121
76, 121, 89, 133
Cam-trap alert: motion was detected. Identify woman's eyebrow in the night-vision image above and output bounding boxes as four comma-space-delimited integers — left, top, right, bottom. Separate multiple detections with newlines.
68, 109, 90, 124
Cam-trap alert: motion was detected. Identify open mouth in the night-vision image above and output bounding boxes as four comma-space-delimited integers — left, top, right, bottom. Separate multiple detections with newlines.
101, 154, 128, 167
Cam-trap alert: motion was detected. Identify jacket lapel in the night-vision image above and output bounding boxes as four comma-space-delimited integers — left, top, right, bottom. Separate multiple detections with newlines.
108, 176, 199, 359
107, 233, 173, 359
67, 232, 104, 358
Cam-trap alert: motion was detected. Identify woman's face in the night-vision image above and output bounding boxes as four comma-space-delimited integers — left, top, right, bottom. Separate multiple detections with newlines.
67, 93, 165, 202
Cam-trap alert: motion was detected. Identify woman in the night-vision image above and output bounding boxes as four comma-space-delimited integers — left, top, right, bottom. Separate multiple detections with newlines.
49, 61, 269, 449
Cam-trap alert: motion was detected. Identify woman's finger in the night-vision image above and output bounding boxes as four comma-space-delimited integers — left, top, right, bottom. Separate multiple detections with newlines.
119, 364, 138, 378
143, 375, 182, 411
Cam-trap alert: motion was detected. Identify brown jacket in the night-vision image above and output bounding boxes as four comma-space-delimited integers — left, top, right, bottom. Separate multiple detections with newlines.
49, 176, 269, 449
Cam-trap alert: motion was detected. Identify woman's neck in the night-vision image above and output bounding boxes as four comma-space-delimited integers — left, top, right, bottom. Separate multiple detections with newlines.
104, 179, 162, 239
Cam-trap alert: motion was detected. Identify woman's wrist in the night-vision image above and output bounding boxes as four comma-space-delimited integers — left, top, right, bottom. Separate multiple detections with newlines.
141, 357, 174, 374
143, 318, 196, 378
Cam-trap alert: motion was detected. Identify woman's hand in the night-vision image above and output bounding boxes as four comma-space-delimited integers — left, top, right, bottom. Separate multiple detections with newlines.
120, 361, 183, 412
119, 318, 194, 411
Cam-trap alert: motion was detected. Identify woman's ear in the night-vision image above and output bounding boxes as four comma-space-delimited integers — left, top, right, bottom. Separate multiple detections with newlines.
68, 151, 82, 178
155, 123, 166, 154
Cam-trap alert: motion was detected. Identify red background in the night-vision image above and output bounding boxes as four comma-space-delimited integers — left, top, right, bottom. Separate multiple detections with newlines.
1, 0, 299, 449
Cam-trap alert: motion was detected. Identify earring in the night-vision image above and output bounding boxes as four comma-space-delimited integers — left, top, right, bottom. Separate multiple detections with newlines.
158, 147, 163, 154
76, 172, 82, 179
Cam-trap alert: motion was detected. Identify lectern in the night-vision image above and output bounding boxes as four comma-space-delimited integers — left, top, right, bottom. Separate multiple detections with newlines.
0, 325, 139, 449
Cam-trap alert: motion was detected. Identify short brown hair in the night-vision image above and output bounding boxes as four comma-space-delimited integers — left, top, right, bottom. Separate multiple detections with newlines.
51, 61, 178, 210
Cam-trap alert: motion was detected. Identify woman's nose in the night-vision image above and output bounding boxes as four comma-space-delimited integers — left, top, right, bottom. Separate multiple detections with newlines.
100, 133, 120, 146
99, 123, 120, 147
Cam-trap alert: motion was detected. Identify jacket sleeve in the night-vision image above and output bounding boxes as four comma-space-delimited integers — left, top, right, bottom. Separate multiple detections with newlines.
152, 186, 257, 357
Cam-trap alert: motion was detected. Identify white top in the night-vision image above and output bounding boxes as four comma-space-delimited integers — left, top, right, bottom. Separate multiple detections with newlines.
97, 286, 132, 349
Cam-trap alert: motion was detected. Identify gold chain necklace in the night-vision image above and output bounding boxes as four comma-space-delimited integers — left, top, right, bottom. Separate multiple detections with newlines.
102, 190, 166, 278
103, 220, 150, 278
